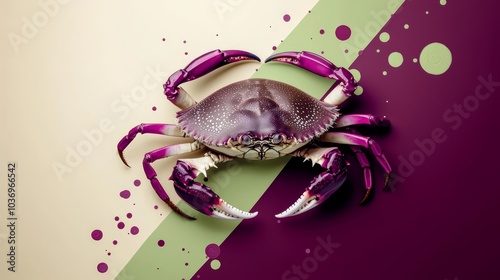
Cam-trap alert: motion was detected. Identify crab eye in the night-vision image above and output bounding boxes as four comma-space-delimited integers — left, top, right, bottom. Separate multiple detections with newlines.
240, 135, 252, 145
272, 134, 283, 144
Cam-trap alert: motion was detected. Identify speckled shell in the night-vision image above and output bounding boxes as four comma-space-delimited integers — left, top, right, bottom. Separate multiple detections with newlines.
177, 78, 339, 145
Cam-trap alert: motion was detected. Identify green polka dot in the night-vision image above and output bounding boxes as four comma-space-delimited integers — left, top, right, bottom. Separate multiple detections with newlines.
382, 71, 387, 76
210, 259, 221, 270
419, 42, 452, 75
349, 69, 361, 82
413, 58, 418, 63
440, 0, 447, 5
379, 32, 390, 42
388, 52, 404, 67
354, 85, 363, 96
376, 49, 380, 53
404, 24, 409, 29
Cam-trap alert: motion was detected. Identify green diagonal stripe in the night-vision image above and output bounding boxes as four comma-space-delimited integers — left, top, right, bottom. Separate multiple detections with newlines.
116, 1, 404, 279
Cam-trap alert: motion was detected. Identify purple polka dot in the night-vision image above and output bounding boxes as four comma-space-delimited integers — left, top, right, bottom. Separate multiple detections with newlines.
130, 226, 139, 235
113, 240, 118, 245
97, 262, 108, 273
183, 40, 187, 44
158, 240, 165, 247
114, 216, 119, 221
205, 243, 221, 259
152, 106, 157, 111
91, 230, 103, 241
283, 14, 291, 22
134, 179, 141, 186
162, 38, 165, 42
154, 205, 158, 210
272, 46, 277, 51
117, 222, 125, 230
184, 52, 188, 55
107, 252, 111, 256
126, 213, 133, 219
120, 190, 130, 199
319, 29, 325, 35
335, 25, 351, 41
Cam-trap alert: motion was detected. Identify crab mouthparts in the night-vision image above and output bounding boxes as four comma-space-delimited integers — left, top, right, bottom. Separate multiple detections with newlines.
211, 199, 258, 220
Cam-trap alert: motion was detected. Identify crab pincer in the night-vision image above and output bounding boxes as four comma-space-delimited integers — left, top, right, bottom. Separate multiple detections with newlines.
170, 159, 258, 220
276, 148, 347, 218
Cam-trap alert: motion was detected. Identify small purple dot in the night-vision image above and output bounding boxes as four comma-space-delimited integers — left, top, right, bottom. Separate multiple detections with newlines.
183, 40, 187, 44
319, 29, 325, 35
130, 226, 139, 235
162, 38, 165, 42
113, 240, 118, 245
91, 230, 103, 241
126, 213, 133, 219
152, 106, 157, 111
272, 46, 277, 51
154, 205, 158, 210
117, 222, 125, 230
114, 216, 119, 221
184, 52, 188, 55
205, 243, 221, 259
335, 25, 351, 41
119, 190, 130, 199
107, 252, 111, 256
97, 262, 108, 273
283, 14, 291, 22
134, 179, 141, 187
344, 49, 349, 53
158, 240, 165, 247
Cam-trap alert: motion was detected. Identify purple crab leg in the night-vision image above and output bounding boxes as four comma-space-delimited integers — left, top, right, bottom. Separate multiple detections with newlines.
334, 114, 390, 128
117, 123, 187, 167
164, 49, 261, 109
276, 147, 347, 218
142, 142, 203, 220
169, 152, 258, 220
320, 132, 392, 187
265, 51, 357, 104
349, 145, 373, 204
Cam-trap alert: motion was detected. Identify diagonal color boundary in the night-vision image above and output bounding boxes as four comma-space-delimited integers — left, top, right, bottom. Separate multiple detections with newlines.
116, 1, 404, 279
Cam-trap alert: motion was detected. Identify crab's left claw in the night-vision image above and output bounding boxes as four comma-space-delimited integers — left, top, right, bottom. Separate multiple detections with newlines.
170, 160, 258, 220
265, 51, 357, 95
276, 148, 347, 218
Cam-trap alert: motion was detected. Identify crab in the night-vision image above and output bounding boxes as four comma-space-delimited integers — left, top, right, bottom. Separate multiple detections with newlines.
117, 49, 392, 220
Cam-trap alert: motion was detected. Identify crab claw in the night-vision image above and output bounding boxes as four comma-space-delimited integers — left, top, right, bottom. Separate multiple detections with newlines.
276, 148, 347, 218
171, 161, 258, 220
265, 51, 357, 94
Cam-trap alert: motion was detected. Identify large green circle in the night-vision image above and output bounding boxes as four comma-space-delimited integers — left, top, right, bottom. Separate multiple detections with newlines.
388, 52, 404, 68
419, 42, 452, 75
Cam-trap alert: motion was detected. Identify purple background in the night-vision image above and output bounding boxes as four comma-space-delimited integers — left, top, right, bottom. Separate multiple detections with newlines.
196, 1, 500, 279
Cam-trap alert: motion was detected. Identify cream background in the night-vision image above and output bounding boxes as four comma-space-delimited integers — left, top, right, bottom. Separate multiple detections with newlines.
0, 0, 317, 279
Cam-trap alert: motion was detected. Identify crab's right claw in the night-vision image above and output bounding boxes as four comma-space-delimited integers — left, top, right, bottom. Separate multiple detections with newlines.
276, 148, 347, 218
265, 51, 357, 94
170, 161, 258, 220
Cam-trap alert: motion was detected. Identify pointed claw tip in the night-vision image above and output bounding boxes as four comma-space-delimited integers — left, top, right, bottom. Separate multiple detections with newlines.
118, 150, 131, 168
383, 173, 392, 190
359, 188, 372, 205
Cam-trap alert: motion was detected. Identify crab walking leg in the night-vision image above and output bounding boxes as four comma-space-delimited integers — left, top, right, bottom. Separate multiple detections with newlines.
320, 132, 392, 187
164, 49, 261, 109
334, 114, 390, 129
349, 145, 373, 204
170, 152, 258, 220
117, 123, 187, 167
276, 147, 347, 218
265, 51, 357, 105
142, 142, 203, 220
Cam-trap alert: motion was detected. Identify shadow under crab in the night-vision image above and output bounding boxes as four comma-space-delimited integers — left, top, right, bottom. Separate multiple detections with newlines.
118, 49, 392, 220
